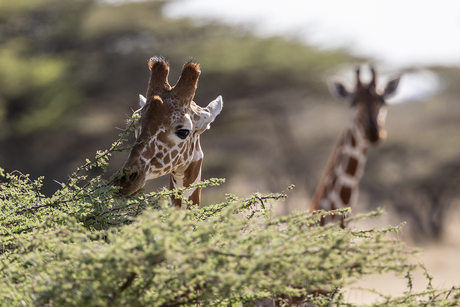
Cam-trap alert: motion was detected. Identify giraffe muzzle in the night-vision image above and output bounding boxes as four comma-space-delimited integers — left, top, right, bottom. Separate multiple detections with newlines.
368, 131, 380, 144
366, 121, 382, 145
114, 167, 146, 196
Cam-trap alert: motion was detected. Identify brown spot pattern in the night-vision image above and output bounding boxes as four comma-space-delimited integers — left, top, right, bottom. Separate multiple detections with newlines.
350, 134, 357, 147
340, 186, 352, 205
163, 153, 170, 164
172, 155, 180, 165
184, 159, 202, 187
346, 157, 358, 176
151, 158, 163, 169
187, 188, 201, 209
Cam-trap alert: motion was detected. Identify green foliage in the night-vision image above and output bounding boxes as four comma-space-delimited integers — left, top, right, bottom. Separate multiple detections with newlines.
1, 121, 460, 306
0, 0, 353, 139
189, 34, 350, 81
0, 0, 89, 138
1, 1, 460, 306
0, 0, 361, 198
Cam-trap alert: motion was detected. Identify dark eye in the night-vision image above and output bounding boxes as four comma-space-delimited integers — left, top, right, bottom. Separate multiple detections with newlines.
176, 129, 190, 139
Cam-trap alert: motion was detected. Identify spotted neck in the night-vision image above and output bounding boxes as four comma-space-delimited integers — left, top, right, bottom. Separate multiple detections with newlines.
310, 120, 368, 227
168, 139, 203, 209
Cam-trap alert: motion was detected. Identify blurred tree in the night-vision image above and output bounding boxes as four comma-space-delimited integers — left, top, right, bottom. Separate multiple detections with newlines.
0, 0, 92, 137
0, 0, 459, 242
0, 0, 354, 196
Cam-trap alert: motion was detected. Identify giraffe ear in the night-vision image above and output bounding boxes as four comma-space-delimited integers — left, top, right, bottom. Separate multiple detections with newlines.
139, 94, 147, 108
204, 95, 223, 127
195, 95, 223, 132
383, 76, 401, 98
328, 79, 350, 101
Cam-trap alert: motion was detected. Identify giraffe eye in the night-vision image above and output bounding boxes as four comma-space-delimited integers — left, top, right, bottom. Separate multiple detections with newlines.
176, 129, 190, 139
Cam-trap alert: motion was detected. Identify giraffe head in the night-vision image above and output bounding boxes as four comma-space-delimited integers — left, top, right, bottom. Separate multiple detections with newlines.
328, 67, 401, 145
115, 57, 223, 196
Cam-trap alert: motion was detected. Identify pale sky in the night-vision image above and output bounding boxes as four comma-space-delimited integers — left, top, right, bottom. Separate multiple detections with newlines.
165, 0, 460, 69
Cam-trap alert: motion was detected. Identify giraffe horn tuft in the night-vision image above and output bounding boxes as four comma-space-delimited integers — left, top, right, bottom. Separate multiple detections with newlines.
172, 60, 201, 105
370, 66, 377, 86
355, 67, 362, 88
146, 56, 171, 99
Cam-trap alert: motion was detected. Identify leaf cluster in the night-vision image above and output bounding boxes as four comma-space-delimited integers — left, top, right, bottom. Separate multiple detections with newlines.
1, 120, 460, 306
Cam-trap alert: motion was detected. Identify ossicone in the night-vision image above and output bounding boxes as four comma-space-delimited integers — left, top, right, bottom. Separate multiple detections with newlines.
172, 60, 201, 104
355, 67, 361, 88
146, 56, 171, 99
370, 66, 377, 87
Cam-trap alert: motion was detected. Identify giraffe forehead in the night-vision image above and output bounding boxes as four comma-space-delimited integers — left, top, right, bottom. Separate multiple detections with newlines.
170, 108, 189, 123
138, 99, 190, 133
353, 86, 384, 105
352, 93, 384, 117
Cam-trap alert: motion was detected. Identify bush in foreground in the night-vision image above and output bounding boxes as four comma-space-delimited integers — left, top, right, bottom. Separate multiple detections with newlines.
1, 118, 460, 306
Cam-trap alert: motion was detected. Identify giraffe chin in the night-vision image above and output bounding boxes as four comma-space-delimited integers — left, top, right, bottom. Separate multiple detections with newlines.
116, 184, 145, 197
113, 175, 146, 197
368, 129, 387, 146
127, 188, 142, 196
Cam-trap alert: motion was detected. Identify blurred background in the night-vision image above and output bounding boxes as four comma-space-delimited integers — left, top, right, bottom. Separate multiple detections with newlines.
1, 0, 459, 300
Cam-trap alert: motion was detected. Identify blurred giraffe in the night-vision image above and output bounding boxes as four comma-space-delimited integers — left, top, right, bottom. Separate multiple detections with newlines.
310, 66, 401, 227
254, 67, 401, 307
115, 56, 223, 209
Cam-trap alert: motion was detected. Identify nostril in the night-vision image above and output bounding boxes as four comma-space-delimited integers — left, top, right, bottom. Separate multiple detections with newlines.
128, 171, 138, 181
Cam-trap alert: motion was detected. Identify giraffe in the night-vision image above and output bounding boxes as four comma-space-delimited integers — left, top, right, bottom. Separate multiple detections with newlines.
253, 67, 401, 307
114, 56, 223, 209
310, 66, 401, 227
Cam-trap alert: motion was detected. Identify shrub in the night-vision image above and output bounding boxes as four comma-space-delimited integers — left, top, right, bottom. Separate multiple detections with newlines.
1, 116, 460, 306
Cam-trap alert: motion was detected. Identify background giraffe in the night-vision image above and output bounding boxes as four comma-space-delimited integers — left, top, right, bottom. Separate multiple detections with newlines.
115, 56, 223, 209
310, 66, 401, 227
254, 67, 401, 307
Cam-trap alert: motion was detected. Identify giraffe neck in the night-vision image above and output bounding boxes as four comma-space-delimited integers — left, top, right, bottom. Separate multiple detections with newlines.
310, 121, 368, 226
169, 140, 203, 209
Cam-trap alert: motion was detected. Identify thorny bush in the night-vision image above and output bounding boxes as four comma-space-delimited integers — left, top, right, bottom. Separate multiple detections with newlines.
1, 115, 460, 306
